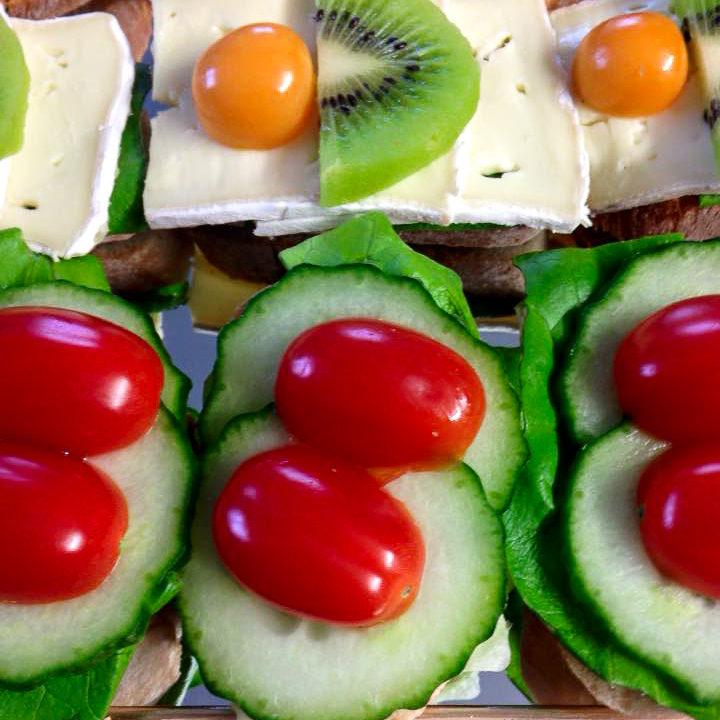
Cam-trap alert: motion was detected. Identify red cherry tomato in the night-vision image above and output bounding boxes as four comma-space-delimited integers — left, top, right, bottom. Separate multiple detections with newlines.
275, 319, 485, 473
0, 307, 164, 456
213, 443, 425, 626
638, 443, 720, 600
0, 442, 128, 603
614, 295, 720, 443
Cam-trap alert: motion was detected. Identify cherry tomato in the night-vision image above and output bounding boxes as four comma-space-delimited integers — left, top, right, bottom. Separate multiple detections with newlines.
572, 12, 688, 117
213, 443, 424, 626
193, 23, 316, 150
614, 295, 720, 443
0, 307, 163, 456
0, 442, 128, 603
638, 443, 720, 600
275, 319, 485, 473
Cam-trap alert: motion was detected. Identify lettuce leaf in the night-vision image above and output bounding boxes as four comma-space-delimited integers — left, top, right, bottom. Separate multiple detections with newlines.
108, 65, 151, 236
0, 650, 132, 720
126, 281, 189, 313
279, 212, 479, 337
503, 234, 720, 719
0, 229, 109, 292
700, 195, 720, 208
0, 230, 182, 719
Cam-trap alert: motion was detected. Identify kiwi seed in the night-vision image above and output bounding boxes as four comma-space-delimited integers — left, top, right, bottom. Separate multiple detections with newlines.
315, 9, 425, 116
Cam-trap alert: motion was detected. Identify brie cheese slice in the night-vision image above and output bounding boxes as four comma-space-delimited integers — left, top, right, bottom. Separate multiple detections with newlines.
145, 0, 589, 234
0, 12, 133, 257
551, 0, 720, 212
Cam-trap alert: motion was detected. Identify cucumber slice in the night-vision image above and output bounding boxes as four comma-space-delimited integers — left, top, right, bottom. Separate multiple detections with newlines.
0, 407, 194, 686
560, 241, 720, 444
181, 409, 505, 720
0, 281, 190, 420
567, 424, 720, 703
201, 265, 524, 510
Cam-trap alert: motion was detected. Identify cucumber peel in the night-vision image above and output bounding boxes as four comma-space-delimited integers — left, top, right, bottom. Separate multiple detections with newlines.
561, 239, 720, 444
0, 234, 194, 718
279, 212, 478, 338
505, 235, 720, 719
201, 264, 524, 510
182, 408, 506, 720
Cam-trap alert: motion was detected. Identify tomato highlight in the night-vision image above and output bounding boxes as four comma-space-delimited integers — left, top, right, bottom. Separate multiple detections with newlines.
638, 443, 720, 600
614, 295, 720, 443
275, 319, 485, 473
0, 442, 128, 604
0, 306, 163, 456
213, 443, 425, 626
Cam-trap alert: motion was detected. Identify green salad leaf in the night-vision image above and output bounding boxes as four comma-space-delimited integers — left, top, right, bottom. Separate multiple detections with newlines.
0, 650, 132, 720
127, 281, 189, 314
108, 65, 151, 236
0, 229, 109, 292
504, 592, 531, 702
0, 230, 185, 719
279, 212, 479, 337
671, 0, 720, 16
700, 195, 720, 208
503, 233, 720, 719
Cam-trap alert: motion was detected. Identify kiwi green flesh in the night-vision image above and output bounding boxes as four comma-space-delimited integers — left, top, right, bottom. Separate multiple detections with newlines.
683, 19, 720, 173
673, 0, 720, 24
316, 0, 479, 207
0, 14, 29, 159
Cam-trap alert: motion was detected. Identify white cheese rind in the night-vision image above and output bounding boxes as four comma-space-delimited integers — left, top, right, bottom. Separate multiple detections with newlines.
551, 0, 720, 212
0, 13, 133, 258
145, 0, 589, 234
144, 91, 319, 229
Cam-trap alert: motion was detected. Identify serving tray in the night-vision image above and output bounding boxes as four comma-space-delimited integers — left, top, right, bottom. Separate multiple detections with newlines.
107, 706, 682, 719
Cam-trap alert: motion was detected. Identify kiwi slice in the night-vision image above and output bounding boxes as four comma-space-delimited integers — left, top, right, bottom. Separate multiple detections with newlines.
0, 11, 29, 160
316, 0, 479, 207
673, 0, 720, 171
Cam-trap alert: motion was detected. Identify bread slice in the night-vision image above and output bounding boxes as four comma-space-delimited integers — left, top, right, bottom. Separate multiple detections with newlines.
112, 608, 183, 707
519, 608, 666, 714
92, 230, 193, 296
185, 223, 545, 308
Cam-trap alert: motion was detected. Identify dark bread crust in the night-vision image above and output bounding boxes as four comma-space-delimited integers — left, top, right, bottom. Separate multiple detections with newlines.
397, 225, 541, 249
5, 0, 87, 18
112, 608, 182, 707
520, 608, 598, 706
186, 224, 545, 304
72, 0, 151, 61
580, 198, 720, 244
92, 231, 193, 296
520, 609, 665, 714
520, 608, 660, 714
